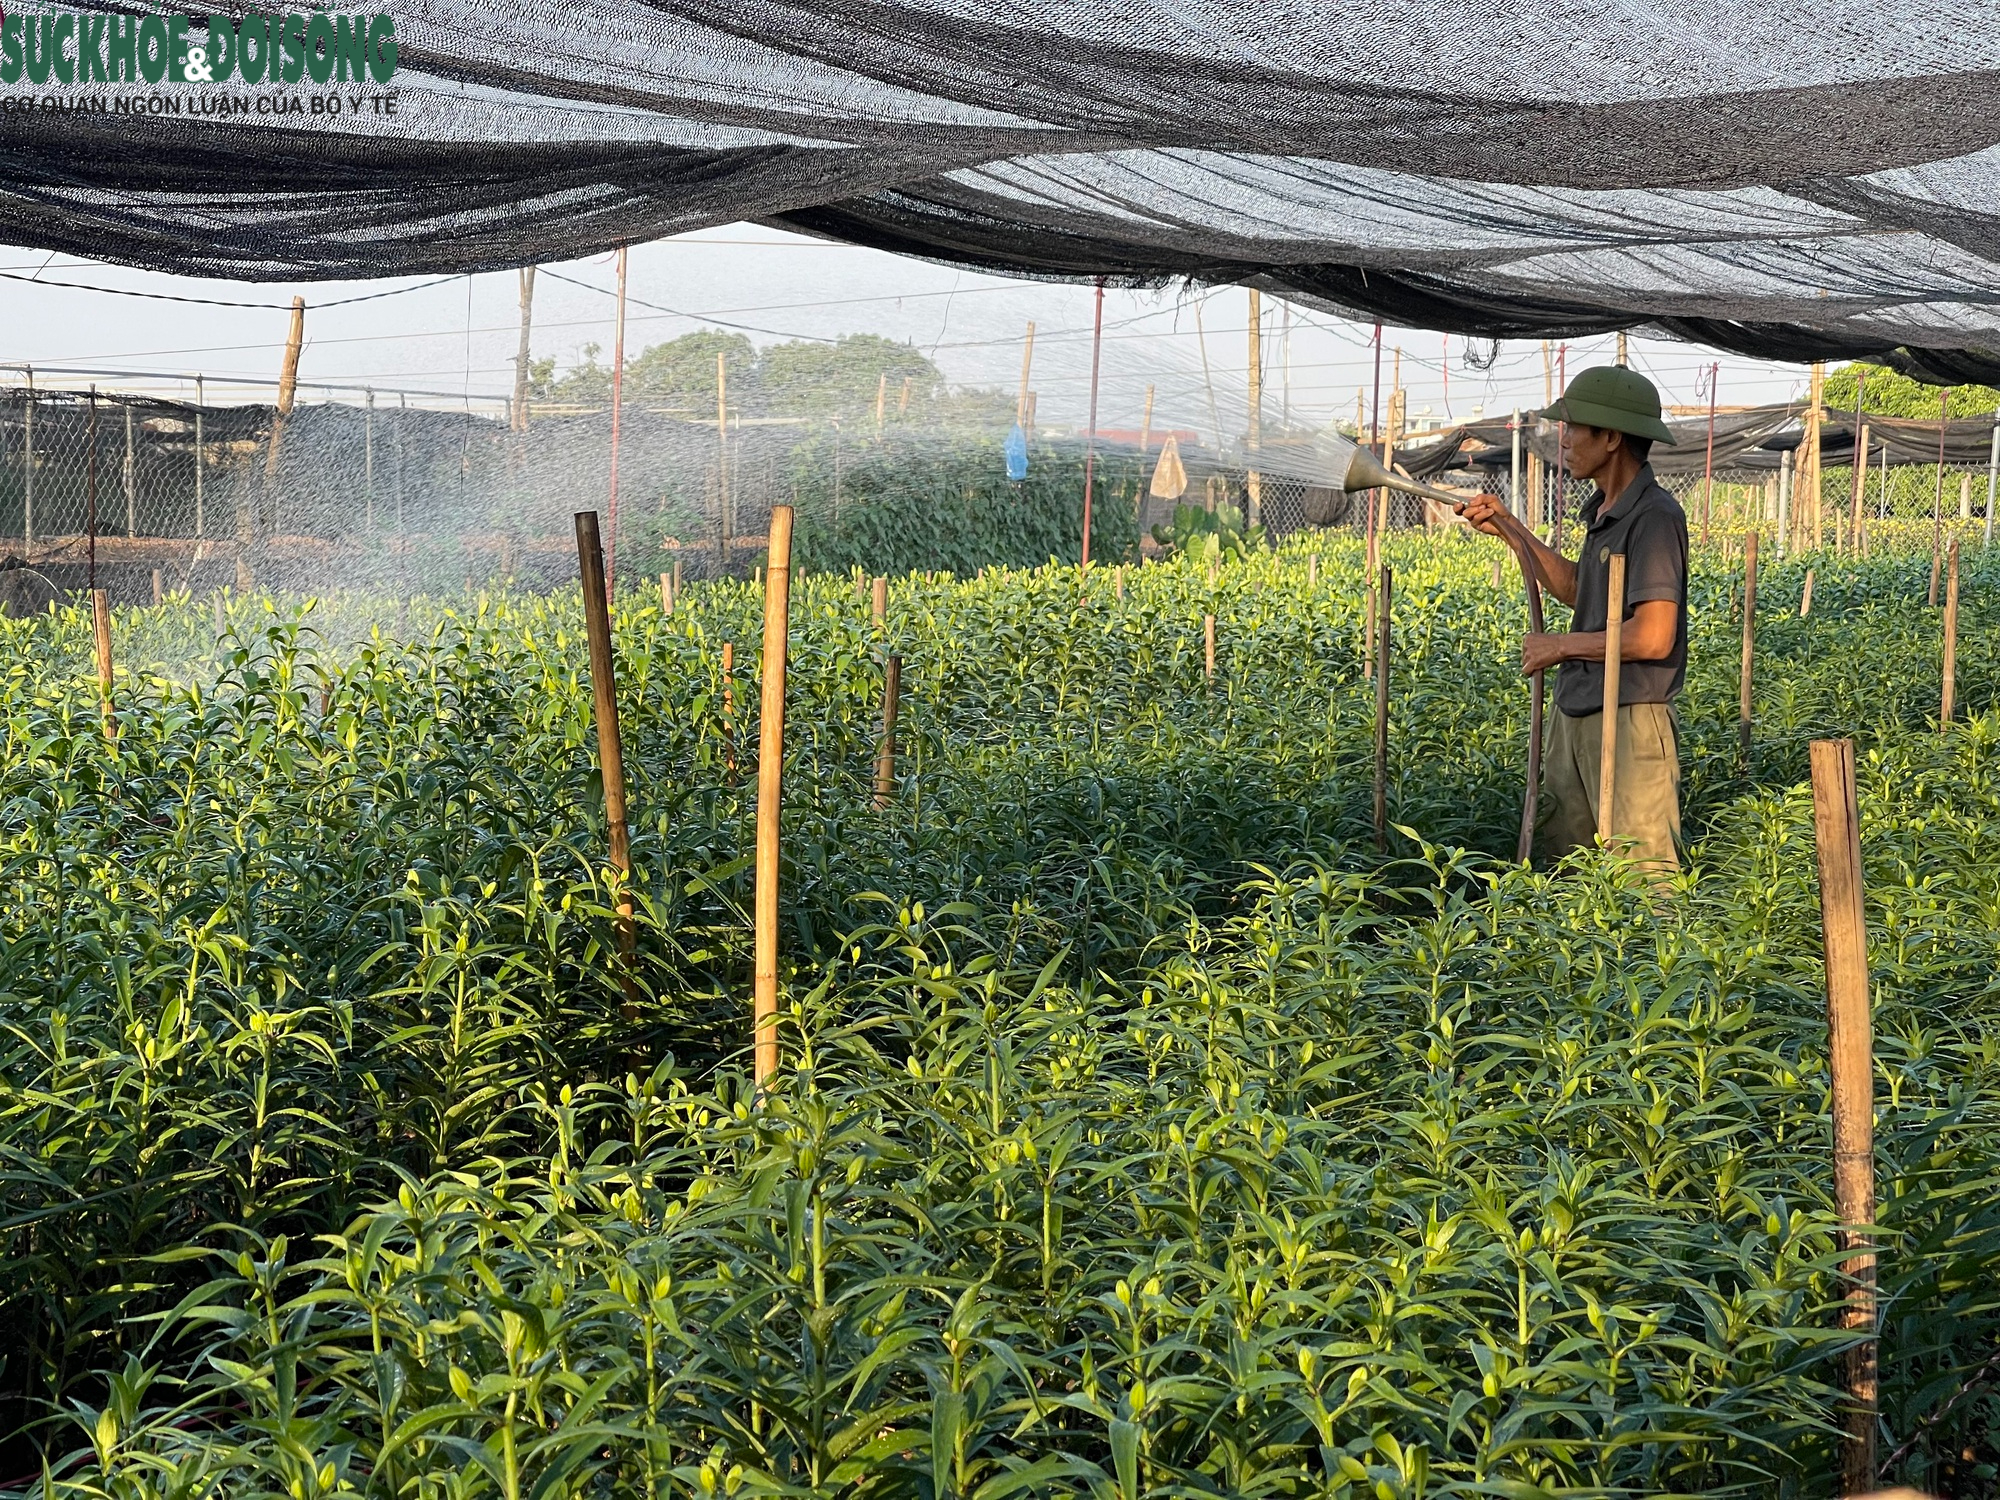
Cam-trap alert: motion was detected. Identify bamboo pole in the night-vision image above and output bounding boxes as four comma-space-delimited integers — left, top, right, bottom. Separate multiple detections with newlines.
87, 387, 99, 593
1851, 422, 1870, 555
1203, 613, 1217, 682
874, 653, 902, 808
1597, 554, 1626, 848
1701, 362, 1719, 545
1246, 287, 1262, 531
871, 575, 887, 631
1373, 566, 1391, 852
1307, 553, 1318, 590
1081, 279, 1104, 568
151, 568, 163, 607
1800, 566, 1814, 618
1740, 530, 1758, 763
1115, 564, 1125, 600
92, 588, 114, 736
1364, 586, 1376, 682
1016, 323, 1036, 426
1986, 408, 2000, 550
1139, 384, 1155, 455
754, 505, 795, 1089
660, 571, 674, 613
22, 367, 32, 553
124, 403, 136, 538
1806, 361, 1825, 551
1930, 387, 1950, 604
1808, 737, 1876, 1494
606, 248, 628, 599
512, 266, 536, 431
1942, 538, 1960, 728
573, 510, 639, 1023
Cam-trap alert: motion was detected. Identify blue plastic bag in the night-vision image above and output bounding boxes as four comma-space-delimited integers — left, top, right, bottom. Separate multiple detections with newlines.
1004, 423, 1028, 480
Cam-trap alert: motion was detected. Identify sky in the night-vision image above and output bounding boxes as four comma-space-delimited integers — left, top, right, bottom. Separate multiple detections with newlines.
0, 225, 1820, 439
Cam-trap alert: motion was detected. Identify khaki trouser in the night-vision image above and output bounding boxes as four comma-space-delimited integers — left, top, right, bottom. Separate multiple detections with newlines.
1541, 702, 1682, 872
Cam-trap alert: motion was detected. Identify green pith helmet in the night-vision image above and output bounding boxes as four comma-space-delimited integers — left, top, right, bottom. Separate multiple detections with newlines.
1541, 365, 1675, 445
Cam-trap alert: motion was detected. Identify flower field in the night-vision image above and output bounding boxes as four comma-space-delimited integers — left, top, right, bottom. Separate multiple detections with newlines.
3, 534, 1998, 1497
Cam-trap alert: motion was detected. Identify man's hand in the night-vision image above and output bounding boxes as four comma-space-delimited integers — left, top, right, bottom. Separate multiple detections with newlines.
1455, 491, 1511, 539
1522, 632, 1568, 675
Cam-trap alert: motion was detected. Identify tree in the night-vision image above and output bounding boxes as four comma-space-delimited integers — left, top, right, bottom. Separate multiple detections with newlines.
759, 335, 942, 421
623, 331, 756, 412
1823, 363, 2000, 420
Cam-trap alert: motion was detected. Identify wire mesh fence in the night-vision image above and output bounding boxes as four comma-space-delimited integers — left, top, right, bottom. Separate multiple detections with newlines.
4, 376, 1996, 611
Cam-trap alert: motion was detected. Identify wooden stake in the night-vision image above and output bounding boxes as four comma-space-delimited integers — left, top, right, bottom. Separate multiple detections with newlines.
659, 571, 673, 613
754, 505, 795, 1089
1115, 564, 1125, 600
673, 559, 682, 602
1203, 613, 1216, 682
1928, 546, 1941, 609
213, 594, 226, 638
1942, 538, 1960, 728
573, 511, 638, 1023
871, 575, 887, 631
873, 654, 902, 808
92, 588, 114, 737
1597, 554, 1626, 848
512, 266, 536, 431
1016, 323, 1036, 426
1364, 585, 1376, 682
151, 568, 163, 607
1808, 737, 1876, 1495
1740, 530, 1758, 764
1373, 566, 1391, 852
1307, 553, 1318, 590
1800, 566, 1814, 618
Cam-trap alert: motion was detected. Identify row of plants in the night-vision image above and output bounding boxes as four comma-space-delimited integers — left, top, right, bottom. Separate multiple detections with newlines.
1, 534, 1996, 1495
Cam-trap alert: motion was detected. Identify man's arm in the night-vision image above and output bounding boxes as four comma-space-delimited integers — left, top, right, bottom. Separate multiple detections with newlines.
1522, 599, 1677, 675
1455, 493, 1578, 604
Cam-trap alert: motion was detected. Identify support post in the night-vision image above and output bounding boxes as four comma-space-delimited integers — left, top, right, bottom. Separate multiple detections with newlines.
1942, 538, 1960, 728
1851, 421, 1869, 556
1597, 554, 1626, 848
1701, 362, 1719, 545
151, 568, 163, 607
1740, 530, 1758, 763
754, 505, 794, 1089
512, 266, 536, 432
1805, 361, 1825, 551
1082, 278, 1104, 568
193, 374, 205, 540
1509, 409, 1522, 519
87, 388, 99, 592
1986, 408, 1999, 550
1930, 386, 1950, 604
606, 246, 628, 600
1203, 612, 1216, 682
92, 587, 114, 736
1776, 450, 1792, 561
660, 571, 674, 613
1800, 566, 1814, 618
716, 349, 730, 571
22, 367, 32, 553
260, 296, 306, 541
1808, 738, 1876, 1496
573, 510, 639, 1023
1140, 384, 1155, 455
1246, 287, 1262, 531
124, 402, 136, 537
1016, 322, 1036, 427
872, 575, 887, 632
874, 654, 902, 808
1373, 565, 1391, 853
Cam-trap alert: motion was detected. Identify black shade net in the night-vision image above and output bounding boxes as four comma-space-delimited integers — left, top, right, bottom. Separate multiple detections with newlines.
7, 0, 2000, 375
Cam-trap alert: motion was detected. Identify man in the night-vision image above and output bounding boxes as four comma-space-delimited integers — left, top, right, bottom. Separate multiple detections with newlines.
1459, 366, 1687, 871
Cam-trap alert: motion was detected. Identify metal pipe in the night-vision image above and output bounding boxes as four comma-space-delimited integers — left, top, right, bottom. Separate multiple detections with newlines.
124, 401, 136, 537
21, 367, 32, 552
365, 388, 375, 533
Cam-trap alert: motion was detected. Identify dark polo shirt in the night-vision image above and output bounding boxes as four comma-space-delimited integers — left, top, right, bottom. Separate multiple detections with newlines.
1556, 463, 1689, 717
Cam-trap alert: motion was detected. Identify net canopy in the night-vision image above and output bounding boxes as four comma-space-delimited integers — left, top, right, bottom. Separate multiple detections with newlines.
7, 0, 2000, 375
